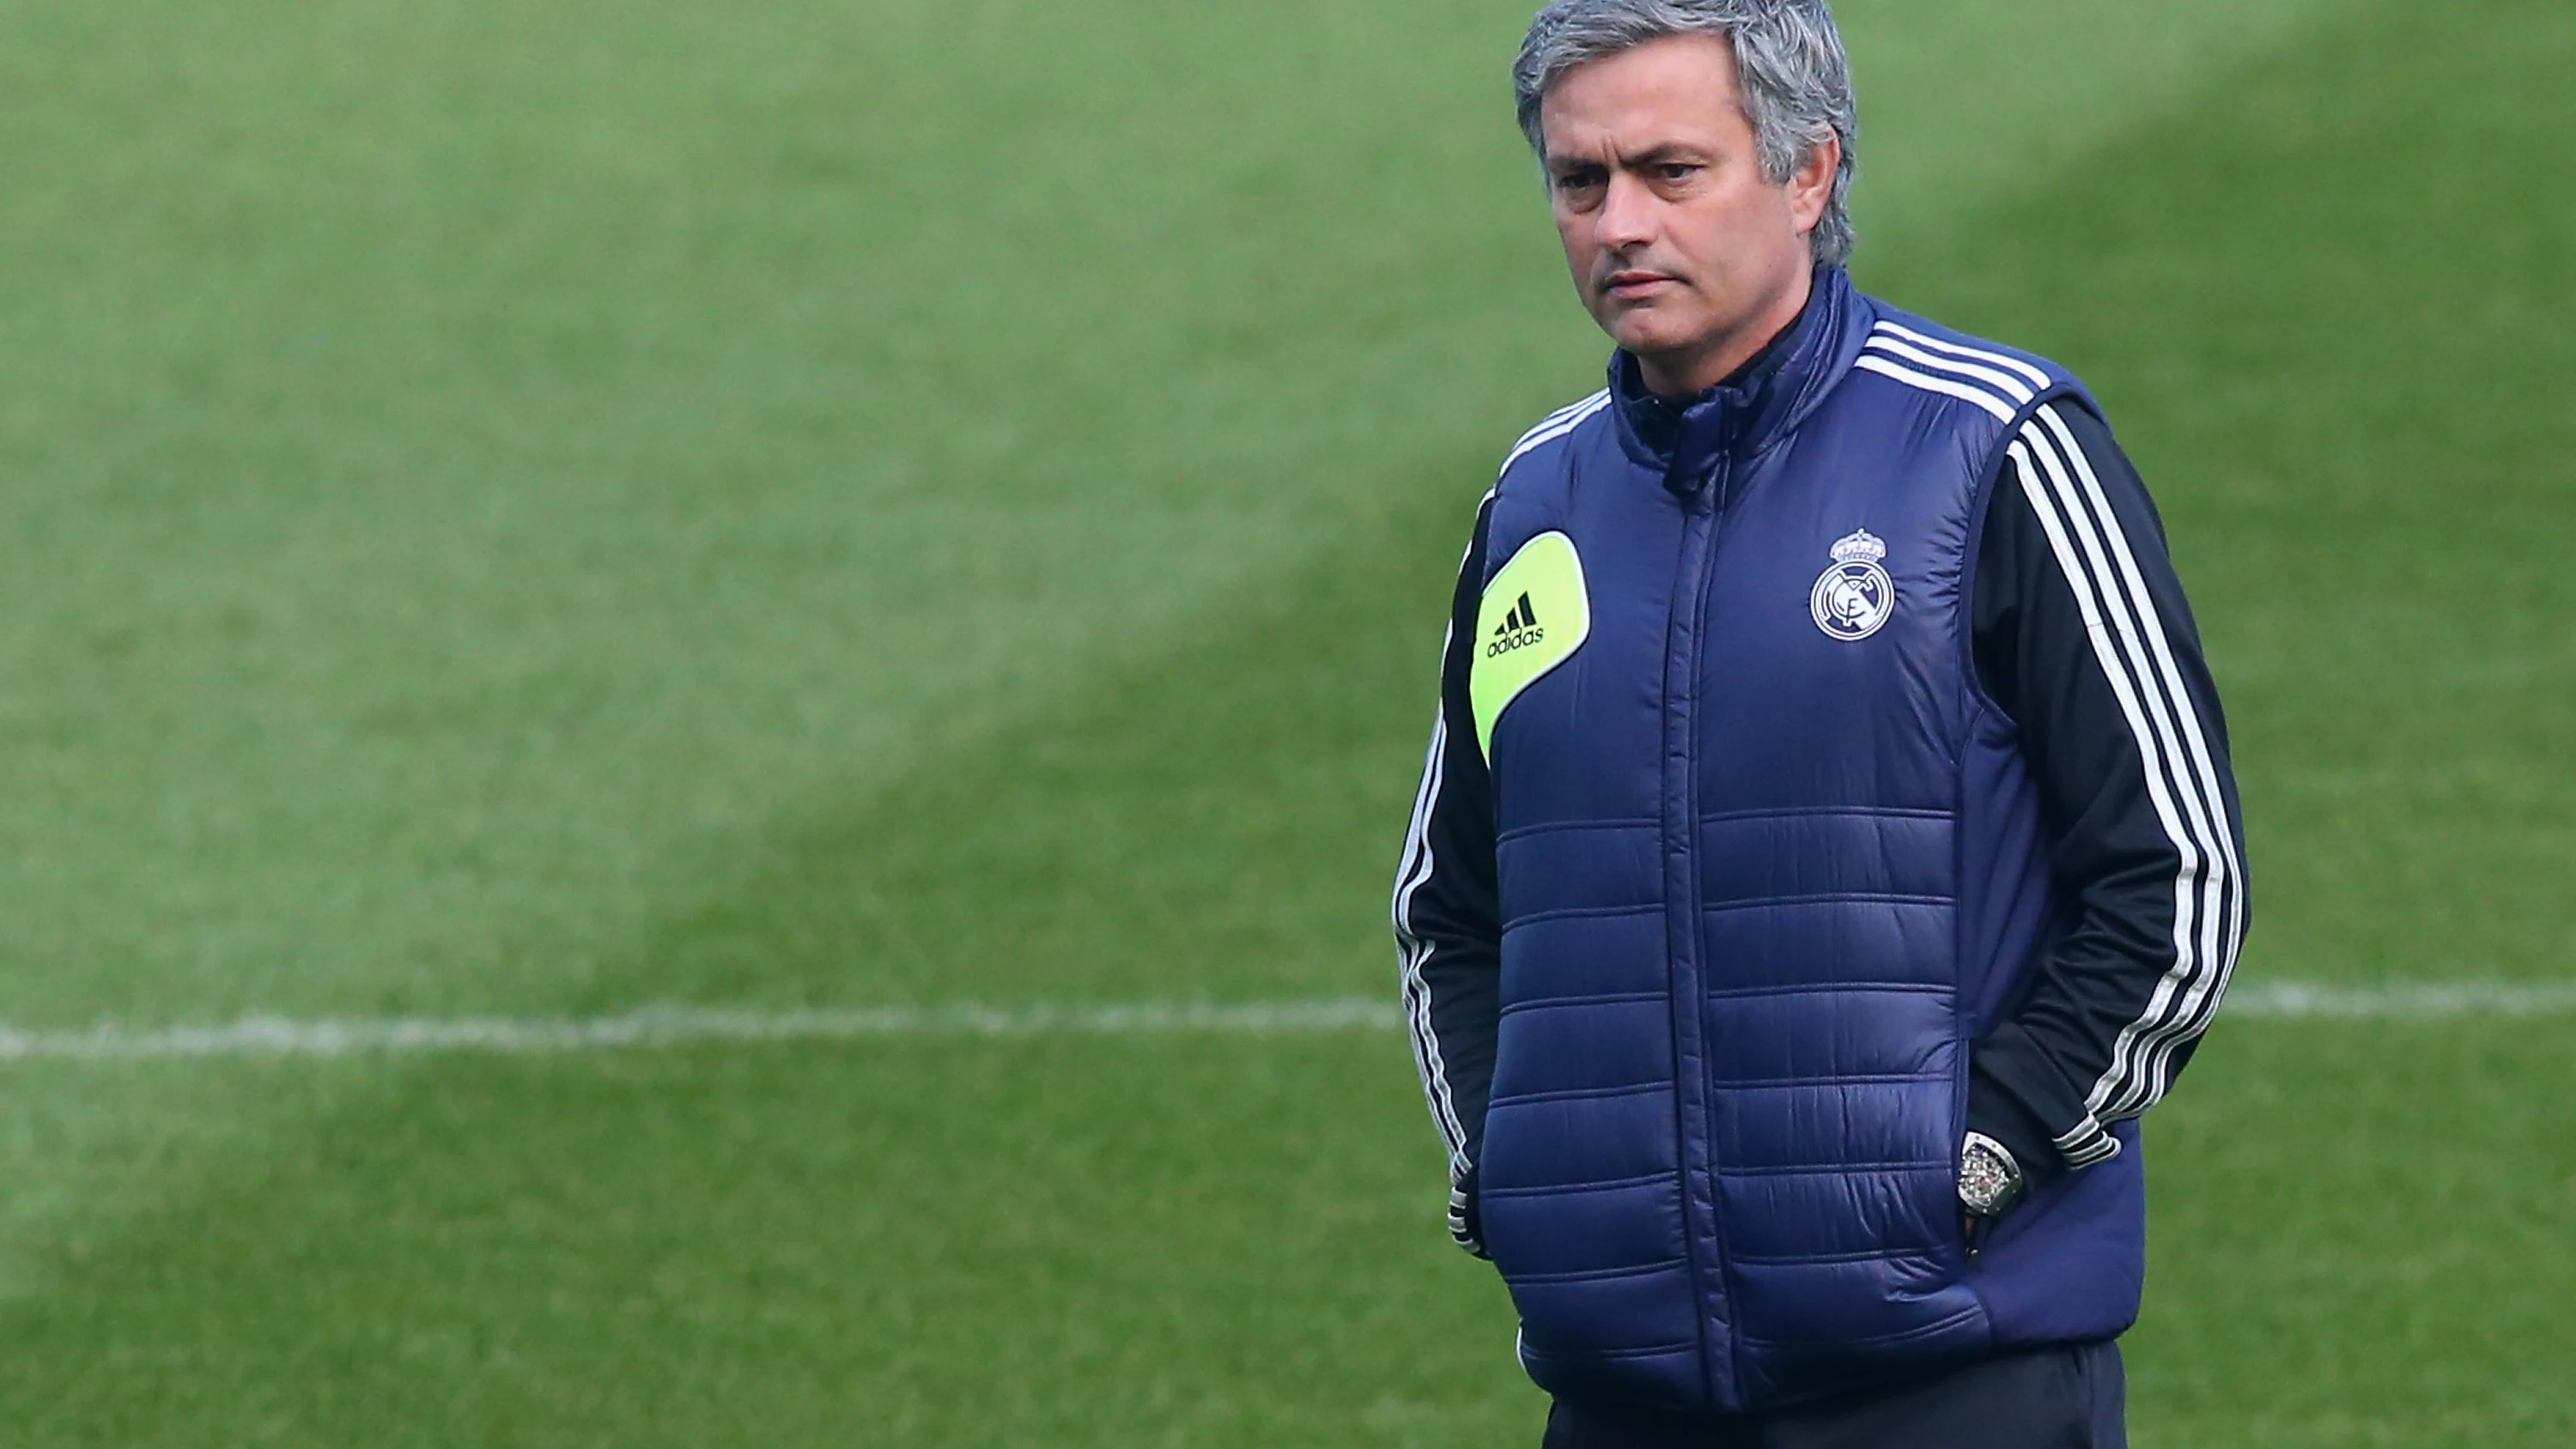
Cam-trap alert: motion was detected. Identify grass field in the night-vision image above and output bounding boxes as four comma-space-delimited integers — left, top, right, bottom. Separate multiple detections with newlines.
0, 0, 2569, 1443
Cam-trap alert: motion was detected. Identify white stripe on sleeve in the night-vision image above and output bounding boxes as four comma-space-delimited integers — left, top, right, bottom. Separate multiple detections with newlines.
1394, 677, 1470, 1173
2031, 407, 2248, 1114
2010, 407, 2245, 1131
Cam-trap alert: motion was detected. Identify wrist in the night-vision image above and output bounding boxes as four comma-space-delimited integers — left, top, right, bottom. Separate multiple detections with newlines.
1966, 1053, 2075, 1185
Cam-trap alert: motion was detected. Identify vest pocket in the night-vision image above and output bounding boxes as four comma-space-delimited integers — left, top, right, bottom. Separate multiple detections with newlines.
1703, 985, 1977, 1352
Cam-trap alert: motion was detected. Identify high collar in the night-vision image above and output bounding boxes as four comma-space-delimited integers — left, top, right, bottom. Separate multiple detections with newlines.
1611, 266, 1862, 494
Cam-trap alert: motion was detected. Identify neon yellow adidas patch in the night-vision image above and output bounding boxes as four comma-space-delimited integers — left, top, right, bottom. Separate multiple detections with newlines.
1471, 531, 1591, 758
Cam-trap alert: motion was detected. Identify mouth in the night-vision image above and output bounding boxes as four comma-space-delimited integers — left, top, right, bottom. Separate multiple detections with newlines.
1602, 270, 1678, 302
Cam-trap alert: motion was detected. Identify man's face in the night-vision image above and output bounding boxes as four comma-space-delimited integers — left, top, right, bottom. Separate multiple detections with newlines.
1540, 33, 1837, 395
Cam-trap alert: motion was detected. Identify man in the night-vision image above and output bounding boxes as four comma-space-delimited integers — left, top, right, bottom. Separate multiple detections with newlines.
1391, 3, 2248, 1445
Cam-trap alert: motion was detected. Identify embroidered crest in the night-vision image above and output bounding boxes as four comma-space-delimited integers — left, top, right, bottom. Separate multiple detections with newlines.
1811, 529, 1894, 641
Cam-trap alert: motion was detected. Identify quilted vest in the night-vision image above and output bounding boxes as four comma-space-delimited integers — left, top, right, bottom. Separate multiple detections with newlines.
1473, 268, 2148, 1414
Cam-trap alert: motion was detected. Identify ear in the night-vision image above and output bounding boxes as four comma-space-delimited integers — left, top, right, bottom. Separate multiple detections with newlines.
1787, 136, 1840, 236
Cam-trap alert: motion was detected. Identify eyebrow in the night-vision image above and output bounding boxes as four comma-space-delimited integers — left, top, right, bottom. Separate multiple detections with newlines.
1544, 142, 1708, 172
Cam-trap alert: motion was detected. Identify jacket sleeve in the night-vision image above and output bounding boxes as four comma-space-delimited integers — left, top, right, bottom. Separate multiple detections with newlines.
1393, 494, 1503, 1256
1967, 401, 2251, 1183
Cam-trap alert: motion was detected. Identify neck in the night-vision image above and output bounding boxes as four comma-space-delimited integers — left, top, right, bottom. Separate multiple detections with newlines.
1637, 264, 1816, 397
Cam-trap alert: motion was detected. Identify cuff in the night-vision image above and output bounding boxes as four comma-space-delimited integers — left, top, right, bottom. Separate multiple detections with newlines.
1969, 1028, 2124, 1180
1448, 1163, 1488, 1259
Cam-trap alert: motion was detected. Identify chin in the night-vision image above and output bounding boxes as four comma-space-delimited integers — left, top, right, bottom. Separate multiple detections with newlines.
1609, 318, 1710, 364
1597, 306, 1700, 360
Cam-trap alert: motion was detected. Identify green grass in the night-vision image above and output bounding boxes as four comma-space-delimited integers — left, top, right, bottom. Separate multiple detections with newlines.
0, 0, 2569, 1442
3, 1029, 2563, 1446
1865, 0, 2576, 990
0, 0, 2375, 1025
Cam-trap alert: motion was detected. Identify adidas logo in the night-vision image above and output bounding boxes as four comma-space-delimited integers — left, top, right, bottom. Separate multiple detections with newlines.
1485, 592, 1546, 658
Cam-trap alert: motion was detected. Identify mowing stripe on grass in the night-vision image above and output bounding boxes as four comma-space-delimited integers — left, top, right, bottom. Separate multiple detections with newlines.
0, 981, 2568, 1064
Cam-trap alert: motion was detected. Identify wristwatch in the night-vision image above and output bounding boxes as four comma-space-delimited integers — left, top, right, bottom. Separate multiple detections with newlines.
1958, 1131, 2026, 1217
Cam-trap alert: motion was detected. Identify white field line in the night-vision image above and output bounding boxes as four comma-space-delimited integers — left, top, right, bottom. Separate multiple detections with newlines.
0, 981, 2566, 1065
0, 999, 1401, 1064
2223, 979, 2576, 1020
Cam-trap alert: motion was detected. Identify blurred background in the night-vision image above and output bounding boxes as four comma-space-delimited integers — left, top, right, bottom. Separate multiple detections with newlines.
0, 0, 2567, 1443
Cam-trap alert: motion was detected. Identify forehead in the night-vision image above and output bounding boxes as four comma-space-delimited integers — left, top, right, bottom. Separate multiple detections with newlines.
1539, 32, 1749, 156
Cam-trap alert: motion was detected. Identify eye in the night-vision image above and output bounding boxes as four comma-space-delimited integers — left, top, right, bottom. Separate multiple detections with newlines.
1656, 162, 1701, 184
1552, 169, 1607, 206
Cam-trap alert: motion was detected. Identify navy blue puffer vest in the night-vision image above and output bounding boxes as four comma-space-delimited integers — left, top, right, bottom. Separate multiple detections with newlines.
1475, 269, 2147, 1413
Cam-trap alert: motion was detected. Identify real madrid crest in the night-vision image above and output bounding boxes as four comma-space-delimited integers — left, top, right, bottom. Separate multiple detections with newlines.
1811, 528, 1894, 641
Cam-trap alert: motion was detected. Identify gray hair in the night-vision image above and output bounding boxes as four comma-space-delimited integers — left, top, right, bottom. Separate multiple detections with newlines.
1514, 0, 1859, 267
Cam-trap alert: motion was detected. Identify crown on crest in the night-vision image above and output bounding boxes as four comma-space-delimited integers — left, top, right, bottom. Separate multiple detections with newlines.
1830, 529, 1888, 566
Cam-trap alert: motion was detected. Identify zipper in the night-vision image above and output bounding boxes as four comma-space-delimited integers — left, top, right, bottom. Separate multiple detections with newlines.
1662, 439, 1735, 1403
1697, 447, 1740, 1385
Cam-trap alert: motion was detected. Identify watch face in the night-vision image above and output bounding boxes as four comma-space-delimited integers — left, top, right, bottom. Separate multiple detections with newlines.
1959, 1140, 2015, 1214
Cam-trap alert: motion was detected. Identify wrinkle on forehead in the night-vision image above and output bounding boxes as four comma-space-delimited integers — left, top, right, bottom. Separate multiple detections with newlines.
1537, 33, 1753, 167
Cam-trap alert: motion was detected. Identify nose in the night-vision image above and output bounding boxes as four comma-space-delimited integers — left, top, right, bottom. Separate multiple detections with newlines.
1595, 171, 1656, 253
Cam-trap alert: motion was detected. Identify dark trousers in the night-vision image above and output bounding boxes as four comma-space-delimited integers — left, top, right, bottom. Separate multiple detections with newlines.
1542, 1341, 2126, 1449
